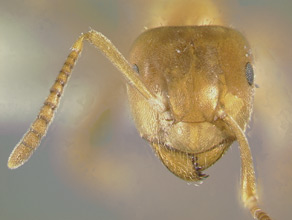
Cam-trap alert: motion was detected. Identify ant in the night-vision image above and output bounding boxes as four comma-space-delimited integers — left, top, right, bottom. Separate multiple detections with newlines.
7, 5, 272, 220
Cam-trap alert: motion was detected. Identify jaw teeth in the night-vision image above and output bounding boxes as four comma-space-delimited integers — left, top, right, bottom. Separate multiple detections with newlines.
192, 155, 209, 180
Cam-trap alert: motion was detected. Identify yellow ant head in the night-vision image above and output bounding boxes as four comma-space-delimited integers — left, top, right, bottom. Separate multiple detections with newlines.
127, 26, 254, 181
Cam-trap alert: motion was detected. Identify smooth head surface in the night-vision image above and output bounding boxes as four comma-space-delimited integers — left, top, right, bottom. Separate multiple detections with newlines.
127, 26, 254, 181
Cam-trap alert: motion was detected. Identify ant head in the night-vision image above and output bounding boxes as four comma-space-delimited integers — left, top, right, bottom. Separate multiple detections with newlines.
127, 26, 254, 181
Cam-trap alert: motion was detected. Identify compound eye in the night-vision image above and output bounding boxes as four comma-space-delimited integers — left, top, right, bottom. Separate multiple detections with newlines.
245, 62, 254, 85
133, 64, 139, 74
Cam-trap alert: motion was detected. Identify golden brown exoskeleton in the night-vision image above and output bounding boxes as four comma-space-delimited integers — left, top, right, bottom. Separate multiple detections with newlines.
128, 26, 253, 181
7, 26, 272, 220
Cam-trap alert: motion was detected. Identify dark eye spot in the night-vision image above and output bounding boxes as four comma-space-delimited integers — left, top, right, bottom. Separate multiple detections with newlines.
245, 62, 254, 85
133, 64, 139, 74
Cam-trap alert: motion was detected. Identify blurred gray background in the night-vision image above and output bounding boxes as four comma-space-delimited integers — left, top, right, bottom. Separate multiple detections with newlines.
0, 0, 291, 219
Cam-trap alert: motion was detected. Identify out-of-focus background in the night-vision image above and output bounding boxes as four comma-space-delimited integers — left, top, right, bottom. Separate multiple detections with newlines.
0, 0, 291, 219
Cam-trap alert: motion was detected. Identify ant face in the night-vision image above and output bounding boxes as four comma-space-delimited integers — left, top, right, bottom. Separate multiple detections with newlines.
128, 26, 254, 181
